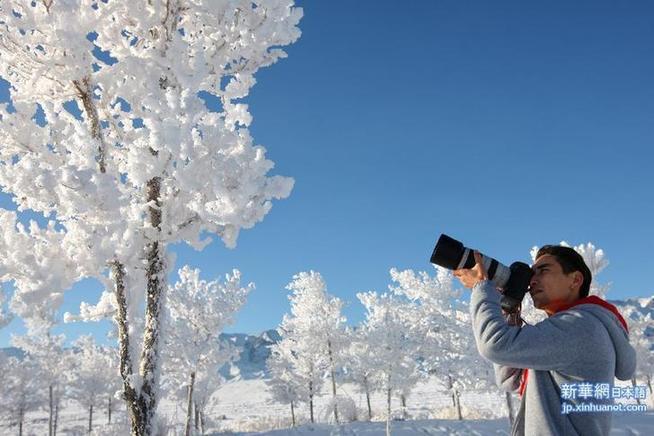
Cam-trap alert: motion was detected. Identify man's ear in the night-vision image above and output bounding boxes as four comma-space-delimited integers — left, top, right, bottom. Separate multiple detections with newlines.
571, 271, 584, 294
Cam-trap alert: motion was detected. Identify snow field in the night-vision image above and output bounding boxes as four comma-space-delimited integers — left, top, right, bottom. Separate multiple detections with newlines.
1, 377, 651, 435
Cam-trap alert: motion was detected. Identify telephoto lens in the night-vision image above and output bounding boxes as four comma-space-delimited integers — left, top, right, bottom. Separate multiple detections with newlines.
429, 234, 533, 312
430, 234, 512, 288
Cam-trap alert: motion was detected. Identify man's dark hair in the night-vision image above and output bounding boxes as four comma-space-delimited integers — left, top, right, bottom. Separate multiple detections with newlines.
536, 245, 592, 298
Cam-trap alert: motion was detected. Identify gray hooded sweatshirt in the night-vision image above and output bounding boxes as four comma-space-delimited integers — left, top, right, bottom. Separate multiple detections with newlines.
470, 280, 637, 436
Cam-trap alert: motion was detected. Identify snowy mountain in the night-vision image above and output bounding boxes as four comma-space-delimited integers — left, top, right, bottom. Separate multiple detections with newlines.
219, 329, 281, 380
0, 346, 24, 360
611, 297, 654, 346
611, 296, 654, 317
611, 297, 654, 327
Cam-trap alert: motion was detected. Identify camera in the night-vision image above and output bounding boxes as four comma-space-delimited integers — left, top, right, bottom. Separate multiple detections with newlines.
429, 234, 533, 312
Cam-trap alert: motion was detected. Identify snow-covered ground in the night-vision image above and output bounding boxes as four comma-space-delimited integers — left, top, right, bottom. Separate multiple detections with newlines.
235, 412, 654, 436
2, 377, 651, 435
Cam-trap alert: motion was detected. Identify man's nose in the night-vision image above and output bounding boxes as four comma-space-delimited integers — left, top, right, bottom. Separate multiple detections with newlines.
529, 275, 538, 288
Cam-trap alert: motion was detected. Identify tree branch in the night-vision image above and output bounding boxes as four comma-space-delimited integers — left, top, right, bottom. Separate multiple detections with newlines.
73, 77, 107, 173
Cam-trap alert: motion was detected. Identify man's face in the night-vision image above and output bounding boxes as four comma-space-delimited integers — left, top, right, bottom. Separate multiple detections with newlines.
529, 254, 581, 313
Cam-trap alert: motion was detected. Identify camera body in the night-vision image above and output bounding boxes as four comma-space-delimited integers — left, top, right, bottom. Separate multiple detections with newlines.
430, 234, 533, 312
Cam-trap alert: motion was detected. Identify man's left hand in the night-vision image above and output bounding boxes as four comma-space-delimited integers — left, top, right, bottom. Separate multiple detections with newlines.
453, 251, 488, 289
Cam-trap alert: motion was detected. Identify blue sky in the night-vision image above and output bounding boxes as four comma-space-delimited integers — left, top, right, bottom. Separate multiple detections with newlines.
2, 0, 654, 346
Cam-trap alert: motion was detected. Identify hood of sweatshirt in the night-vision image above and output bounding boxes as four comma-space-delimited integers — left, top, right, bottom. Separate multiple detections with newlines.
519, 296, 637, 396
556, 296, 636, 380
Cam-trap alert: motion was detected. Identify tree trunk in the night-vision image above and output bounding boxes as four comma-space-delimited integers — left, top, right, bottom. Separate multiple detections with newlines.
18, 408, 23, 436
455, 390, 463, 420
73, 76, 107, 173
290, 400, 296, 427
448, 375, 456, 407
505, 392, 515, 427
88, 404, 93, 434
185, 371, 196, 436
199, 411, 204, 435
108, 396, 112, 424
138, 176, 165, 436
54, 402, 59, 436
364, 376, 372, 421
112, 176, 166, 436
632, 378, 641, 405
647, 374, 653, 394
194, 401, 199, 430
327, 340, 339, 424
112, 261, 146, 435
49, 384, 53, 436
400, 394, 407, 420
309, 379, 314, 423
386, 375, 391, 436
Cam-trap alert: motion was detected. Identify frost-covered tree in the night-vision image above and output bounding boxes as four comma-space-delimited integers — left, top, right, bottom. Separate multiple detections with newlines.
343, 327, 377, 420
191, 368, 227, 434
633, 317, 654, 404
69, 335, 121, 434
0, 351, 6, 390
269, 328, 322, 422
0, 289, 12, 329
162, 265, 251, 436
388, 266, 486, 418
0, 2, 301, 434
266, 339, 304, 427
356, 291, 421, 435
447, 304, 497, 419
162, 343, 235, 435
621, 300, 654, 402
0, 356, 44, 436
278, 271, 347, 424
12, 331, 74, 436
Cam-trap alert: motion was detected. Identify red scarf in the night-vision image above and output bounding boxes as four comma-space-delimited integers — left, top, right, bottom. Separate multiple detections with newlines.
517, 296, 629, 397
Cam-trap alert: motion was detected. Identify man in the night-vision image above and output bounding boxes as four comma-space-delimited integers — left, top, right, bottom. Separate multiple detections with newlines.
454, 245, 636, 436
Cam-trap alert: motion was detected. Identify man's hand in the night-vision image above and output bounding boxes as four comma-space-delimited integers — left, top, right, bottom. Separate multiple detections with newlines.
453, 251, 488, 289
